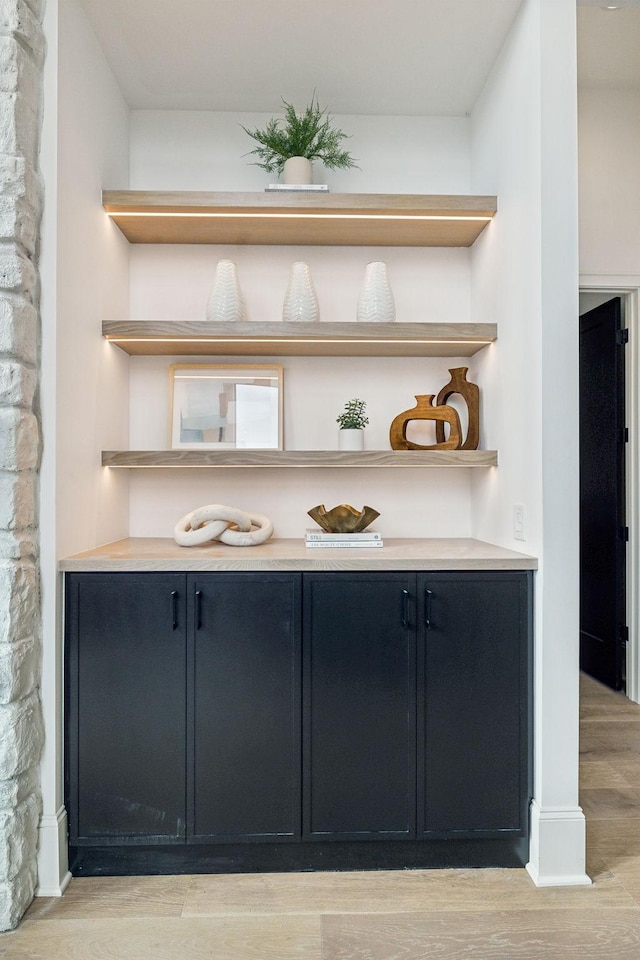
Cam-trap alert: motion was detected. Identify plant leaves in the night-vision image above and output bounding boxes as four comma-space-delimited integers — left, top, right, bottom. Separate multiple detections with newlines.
241, 95, 359, 174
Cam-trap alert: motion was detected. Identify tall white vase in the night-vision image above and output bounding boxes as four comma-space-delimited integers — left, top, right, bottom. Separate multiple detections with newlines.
206, 259, 245, 322
282, 262, 320, 323
357, 260, 395, 323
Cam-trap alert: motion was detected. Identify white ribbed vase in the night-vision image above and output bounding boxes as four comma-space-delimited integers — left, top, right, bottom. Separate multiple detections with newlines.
282, 262, 320, 323
357, 260, 395, 323
206, 259, 245, 322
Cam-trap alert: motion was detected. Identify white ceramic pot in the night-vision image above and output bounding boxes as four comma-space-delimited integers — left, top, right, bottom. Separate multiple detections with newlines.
205, 259, 245, 322
357, 260, 396, 323
338, 429, 364, 451
282, 262, 320, 323
283, 156, 313, 185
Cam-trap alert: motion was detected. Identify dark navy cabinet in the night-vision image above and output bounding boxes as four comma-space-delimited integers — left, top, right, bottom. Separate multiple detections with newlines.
65, 569, 532, 875
190, 574, 301, 842
303, 573, 416, 840
418, 572, 530, 838
65, 573, 187, 843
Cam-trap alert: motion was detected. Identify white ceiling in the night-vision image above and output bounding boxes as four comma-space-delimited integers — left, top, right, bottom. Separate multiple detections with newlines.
77, 1, 640, 117
78, 0, 525, 116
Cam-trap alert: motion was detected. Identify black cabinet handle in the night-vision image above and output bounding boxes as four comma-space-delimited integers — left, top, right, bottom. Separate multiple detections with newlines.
171, 590, 179, 630
195, 590, 203, 630
401, 589, 409, 629
425, 589, 433, 630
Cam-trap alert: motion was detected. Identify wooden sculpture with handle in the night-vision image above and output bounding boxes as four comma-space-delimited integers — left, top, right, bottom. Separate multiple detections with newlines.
389, 395, 461, 450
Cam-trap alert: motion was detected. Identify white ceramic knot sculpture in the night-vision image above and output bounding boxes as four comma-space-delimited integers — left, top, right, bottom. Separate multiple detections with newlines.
174, 504, 274, 547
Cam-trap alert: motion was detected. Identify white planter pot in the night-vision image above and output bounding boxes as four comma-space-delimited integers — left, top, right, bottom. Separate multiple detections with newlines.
339, 429, 364, 451
283, 156, 313, 185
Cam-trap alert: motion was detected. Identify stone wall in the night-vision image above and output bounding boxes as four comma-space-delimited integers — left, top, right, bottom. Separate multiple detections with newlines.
0, 0, 45, 931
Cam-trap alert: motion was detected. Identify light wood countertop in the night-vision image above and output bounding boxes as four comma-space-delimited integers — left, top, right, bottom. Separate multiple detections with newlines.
59, 538, 537, 573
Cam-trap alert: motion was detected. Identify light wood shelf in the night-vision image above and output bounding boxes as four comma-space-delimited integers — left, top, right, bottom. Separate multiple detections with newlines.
102, 190, 497, 247
59, 538, 537, 573
102, 450, 498, 469
102, 320, 497, 357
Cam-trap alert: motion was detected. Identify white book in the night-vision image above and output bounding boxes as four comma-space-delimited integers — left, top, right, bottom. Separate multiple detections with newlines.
305, 540, 384, 549
305, 529, 382, 542
265, 183, 330, 192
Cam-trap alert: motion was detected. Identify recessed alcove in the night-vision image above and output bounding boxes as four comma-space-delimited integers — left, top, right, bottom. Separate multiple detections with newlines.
36, 0, 583, 896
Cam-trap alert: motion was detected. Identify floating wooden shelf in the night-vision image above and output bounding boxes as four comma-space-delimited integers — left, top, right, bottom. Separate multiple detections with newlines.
102, 191, 497, 247
102, 450, 498, 469
102, 320, 497, 358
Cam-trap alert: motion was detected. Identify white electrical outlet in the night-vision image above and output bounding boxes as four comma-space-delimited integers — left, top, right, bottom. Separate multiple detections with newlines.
514, 504, 526, 541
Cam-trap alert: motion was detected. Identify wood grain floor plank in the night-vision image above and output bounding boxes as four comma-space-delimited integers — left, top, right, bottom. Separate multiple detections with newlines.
22, 876, 192, 921
321, 909, 640, 960
581, 722, 640, 754
581, 788, 640, 821
0, 915, 322, 960
580, 761, 631, 788
183, 866, 633, 917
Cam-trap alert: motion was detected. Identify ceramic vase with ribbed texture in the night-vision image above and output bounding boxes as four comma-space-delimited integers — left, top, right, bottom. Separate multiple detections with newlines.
357, 261, 395, 323
282, 262, 319, 323
206, 259, 245, 322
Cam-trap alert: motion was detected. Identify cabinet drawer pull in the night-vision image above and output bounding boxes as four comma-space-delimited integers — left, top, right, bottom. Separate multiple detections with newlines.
171, 590, 179, 630
195, 590, 203, 630
425, 589, 433, 630
401, 589, 409, 629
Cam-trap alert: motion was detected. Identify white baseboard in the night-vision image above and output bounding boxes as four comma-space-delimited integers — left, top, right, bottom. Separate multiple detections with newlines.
525, 799, 592, 887
36, 807, 71, 897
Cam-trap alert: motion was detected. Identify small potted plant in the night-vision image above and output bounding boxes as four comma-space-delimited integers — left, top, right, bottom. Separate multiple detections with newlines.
241, 95, 359, 185
337, 398, 369, 451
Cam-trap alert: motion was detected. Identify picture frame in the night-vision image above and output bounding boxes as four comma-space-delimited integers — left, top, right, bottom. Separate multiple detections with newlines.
168, 364, 283, 450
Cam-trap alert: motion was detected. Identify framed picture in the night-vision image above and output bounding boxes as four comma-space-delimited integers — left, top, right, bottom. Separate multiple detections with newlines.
168, 364, 283, 450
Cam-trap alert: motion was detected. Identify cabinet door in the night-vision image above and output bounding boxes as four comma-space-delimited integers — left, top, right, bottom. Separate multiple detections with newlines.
303, 573, 416, 840
419, 572, 531, 837
189, 573, 301, 842
65, 573, 187, 842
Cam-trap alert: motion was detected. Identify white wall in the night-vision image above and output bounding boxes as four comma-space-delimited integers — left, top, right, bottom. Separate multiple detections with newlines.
56, 0, 131, 560
579, 87, 640, 277
129, 110, 471, 194
470, 1, 543, 557
38, 0, 131, 895
126, 111, 477, 539
471, 0, 585, 886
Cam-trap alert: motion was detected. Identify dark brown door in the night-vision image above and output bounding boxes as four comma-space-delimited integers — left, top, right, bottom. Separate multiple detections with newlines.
579, 297, 626, 690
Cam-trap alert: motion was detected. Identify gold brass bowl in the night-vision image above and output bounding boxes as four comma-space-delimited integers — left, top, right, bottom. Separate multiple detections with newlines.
307, 504, 380, 534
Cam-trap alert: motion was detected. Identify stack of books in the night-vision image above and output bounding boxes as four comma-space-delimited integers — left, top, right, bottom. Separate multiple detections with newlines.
265, 184, 330, 192
305, 529, 383, 549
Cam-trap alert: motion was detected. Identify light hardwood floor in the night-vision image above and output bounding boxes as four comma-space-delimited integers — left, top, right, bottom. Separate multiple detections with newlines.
2, 672, 640, 959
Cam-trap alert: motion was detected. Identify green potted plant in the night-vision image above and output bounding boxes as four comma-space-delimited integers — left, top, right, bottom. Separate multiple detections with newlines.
241, 95, 359, 185
336, 398, 369, 451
